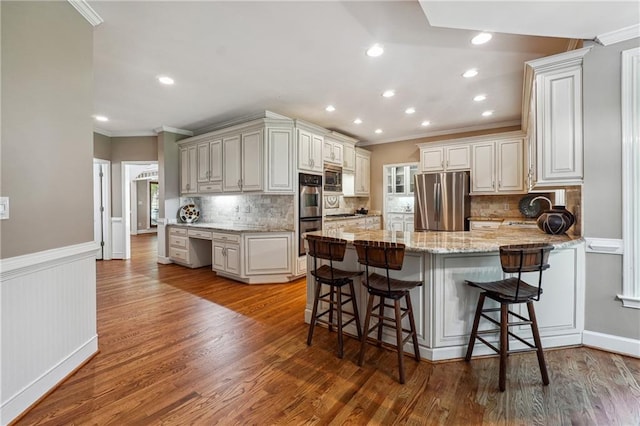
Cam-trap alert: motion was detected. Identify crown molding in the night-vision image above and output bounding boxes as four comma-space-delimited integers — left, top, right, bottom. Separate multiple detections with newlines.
93, 127, 112, 137
153, 126, 194, 137
596, 24, 640, 46
194, 110, 291, 135
357, 120, 521, 146
67, 0, 103, 27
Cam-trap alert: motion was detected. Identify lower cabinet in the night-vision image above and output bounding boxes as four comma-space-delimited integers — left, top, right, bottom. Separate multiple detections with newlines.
386, 213, 414, 232
168, 226, 212, 268
211, 230, 293, 284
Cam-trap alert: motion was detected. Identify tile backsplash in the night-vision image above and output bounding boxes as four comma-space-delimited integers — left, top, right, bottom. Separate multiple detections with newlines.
324, 196, 370, 214
181, 194, 295, 228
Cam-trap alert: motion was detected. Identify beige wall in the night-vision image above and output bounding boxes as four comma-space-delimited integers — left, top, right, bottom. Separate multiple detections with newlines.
582, 38, 640, 340
110, 136, 158, 217
364, 126, 520, 212
93, 132, 112, 160
0, 1, 93, 258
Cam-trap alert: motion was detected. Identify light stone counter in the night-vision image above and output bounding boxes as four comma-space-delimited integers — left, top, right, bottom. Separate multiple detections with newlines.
305, 228, 582, 254
170, 222, 293, 233
323, 214, 382, 222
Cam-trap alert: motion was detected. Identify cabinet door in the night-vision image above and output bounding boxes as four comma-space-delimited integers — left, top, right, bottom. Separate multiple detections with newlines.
421, 148, 444, 172
180, 146, 197, 194
471, 143, 495, 193
212, 242, 226, 270
537, 66, 583, 184
197, 141, 211, 182
408, 165, 418, 194
266, 127, 293, 193
355, 153, 370, 196
297, 129, 313, 171
332, 143, 343, 165
241, 130, 263, 191
343, 143, 356, 171
225, 244, 240, 275
209, 139, 223, 181
245, 234, 291, 275
404, 215, 415, 232
311, 134, 324, 172
446, 146, 471, 170
323, 140, 342, 164
223, 135, 242, 192
497, 139, 524, 192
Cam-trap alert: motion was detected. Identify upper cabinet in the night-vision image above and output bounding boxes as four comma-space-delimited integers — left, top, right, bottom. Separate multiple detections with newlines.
355, 148, 371, 196
323, 139, 343, 165
343, 142, 356, 172
420, 145, 470, 172
323, 131, 358, 171
523, 47, 591, 189
471, 137, 525, 195
178, 112, 295, 195
387, 164, 419, 195
296, 125, 323, 173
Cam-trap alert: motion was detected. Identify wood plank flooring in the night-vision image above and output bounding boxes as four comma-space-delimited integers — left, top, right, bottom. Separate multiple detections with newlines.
15, 234, 640, 425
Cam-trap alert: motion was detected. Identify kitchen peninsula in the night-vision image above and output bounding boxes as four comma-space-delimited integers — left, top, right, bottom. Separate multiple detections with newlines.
304, 227, 584, 361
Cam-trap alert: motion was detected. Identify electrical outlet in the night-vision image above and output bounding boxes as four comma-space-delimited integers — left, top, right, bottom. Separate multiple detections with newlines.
245, 205, 251, 213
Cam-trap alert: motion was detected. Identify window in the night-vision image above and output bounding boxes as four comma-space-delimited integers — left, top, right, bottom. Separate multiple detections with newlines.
619, 47, 640, 309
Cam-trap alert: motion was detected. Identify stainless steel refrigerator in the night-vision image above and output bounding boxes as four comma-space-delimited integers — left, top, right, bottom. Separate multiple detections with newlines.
414, 171, 470, 231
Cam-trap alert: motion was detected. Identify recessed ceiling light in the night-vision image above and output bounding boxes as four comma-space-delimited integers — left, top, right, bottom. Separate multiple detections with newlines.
353, 118, 362, 124
325, 105, 336, 112
94, 115, 109, 122
421, 120, 431, 127
482, 110, 494, 117
473, 94, 487, 102
375, 129, 383, 134
471, 32, 492, 45
157, 75, 174, 85
405, 107, 416, 114
366, 43, 384, 57
382, 90, 395, 98
462, 69, 478, 78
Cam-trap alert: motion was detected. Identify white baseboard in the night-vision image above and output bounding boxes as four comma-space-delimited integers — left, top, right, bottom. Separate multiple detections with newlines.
0, 336, 98, 425
583, 330, 640, 358
157, 256, 172, 265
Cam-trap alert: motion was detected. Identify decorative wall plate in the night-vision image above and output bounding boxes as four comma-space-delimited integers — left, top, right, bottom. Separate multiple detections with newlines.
324, 195, 339, 209
518, 195, 542, 218
179, 203, 200, 223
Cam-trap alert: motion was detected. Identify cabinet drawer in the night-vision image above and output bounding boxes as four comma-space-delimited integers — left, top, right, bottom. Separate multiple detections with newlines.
169, 236, 188, 249
169, 227, 188, 237
470, 221, 501, 230
188, 229, 212, 240
212, 232, 241, 244
198, 182, 223, 193
169, 247, 189, 262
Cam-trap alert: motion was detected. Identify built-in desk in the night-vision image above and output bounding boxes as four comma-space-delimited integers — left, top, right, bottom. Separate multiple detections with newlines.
304, 228, 584, 361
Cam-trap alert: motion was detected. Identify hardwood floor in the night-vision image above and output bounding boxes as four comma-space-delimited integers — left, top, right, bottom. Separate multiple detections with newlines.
16, 234, 640, 425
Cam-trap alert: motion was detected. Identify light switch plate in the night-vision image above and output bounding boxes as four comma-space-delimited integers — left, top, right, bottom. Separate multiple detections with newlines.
0, 197, 9, 219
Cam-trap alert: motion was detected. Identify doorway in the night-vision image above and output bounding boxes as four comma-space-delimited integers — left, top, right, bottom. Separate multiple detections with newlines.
121, 162, 158, 260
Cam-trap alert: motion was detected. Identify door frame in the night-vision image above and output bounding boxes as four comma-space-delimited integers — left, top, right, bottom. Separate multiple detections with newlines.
93, 158, 112, 260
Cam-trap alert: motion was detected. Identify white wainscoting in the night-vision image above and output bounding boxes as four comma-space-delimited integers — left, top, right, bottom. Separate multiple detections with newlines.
583, 331, 640, 358
0, 242, 99, 425
111, 217, 125, 259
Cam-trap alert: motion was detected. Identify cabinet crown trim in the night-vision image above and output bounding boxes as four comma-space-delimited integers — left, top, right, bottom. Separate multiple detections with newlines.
416, 130, 525, 149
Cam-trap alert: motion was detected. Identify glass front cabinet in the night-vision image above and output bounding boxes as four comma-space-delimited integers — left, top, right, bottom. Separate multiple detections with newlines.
386, 164, 418, 195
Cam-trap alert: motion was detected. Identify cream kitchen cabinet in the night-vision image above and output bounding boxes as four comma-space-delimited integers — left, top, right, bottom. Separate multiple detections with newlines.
343, 142, 356, 172
212, 232, 241, 275
297, 127, 323, 173
244, 233, 292, 276
471, 138, 525, 195
196, 138, 223, 193
355, 148, 371, 196
223, 131, 263, 192
386, 213, 413, 232
420, 145, 470, 172
180, 145, 197, 195
265, 126, 294, 193
323, 138, 343, 166
523, 47, 591, 189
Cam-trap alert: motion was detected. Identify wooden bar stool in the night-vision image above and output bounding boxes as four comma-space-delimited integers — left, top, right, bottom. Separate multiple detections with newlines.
306, 235, 362, 359
353, 240, 422, 384
465, 243, 554, 392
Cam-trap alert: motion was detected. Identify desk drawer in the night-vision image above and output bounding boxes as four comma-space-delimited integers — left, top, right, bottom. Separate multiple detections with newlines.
169, 236, 188, 249
188, 229, 212, 240
212, 232, 241, 244
169, 247, 189, 263
169, 227, 188, 237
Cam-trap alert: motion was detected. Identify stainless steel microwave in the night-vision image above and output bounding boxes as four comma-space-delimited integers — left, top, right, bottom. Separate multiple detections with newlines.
324, 165, 342, 192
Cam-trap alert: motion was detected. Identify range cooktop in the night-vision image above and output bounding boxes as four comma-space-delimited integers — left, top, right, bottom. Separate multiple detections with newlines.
326, 213, 357, 218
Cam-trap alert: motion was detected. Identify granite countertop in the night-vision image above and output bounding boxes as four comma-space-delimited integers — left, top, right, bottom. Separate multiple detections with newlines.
323, 213, 382, 221
170, 222, 294, 233
304, 228, 583, 254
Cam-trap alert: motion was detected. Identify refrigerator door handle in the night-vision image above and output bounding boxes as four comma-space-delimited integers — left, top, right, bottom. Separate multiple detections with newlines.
435, 182, 441, 222
433, 182, 439, 222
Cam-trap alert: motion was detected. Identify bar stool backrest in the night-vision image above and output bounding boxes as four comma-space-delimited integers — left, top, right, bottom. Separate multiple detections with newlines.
306, 235, 347, 262
499, 243, 554, 302
353, 240, 405, 271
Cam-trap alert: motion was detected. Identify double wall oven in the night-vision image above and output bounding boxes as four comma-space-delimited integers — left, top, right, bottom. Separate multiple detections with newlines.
299, 173, 322, 256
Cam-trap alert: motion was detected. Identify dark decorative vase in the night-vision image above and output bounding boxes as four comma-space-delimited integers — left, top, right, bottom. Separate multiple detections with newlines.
536, 205, 575, 235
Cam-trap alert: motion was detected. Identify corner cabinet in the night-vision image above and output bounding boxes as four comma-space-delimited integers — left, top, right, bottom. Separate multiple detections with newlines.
523, 47, 591, 189
355, 148, 371, 196
178, 113, 295, 196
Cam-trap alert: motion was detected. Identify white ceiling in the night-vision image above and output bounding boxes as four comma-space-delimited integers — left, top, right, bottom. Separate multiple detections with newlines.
89, 1, 639, 144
